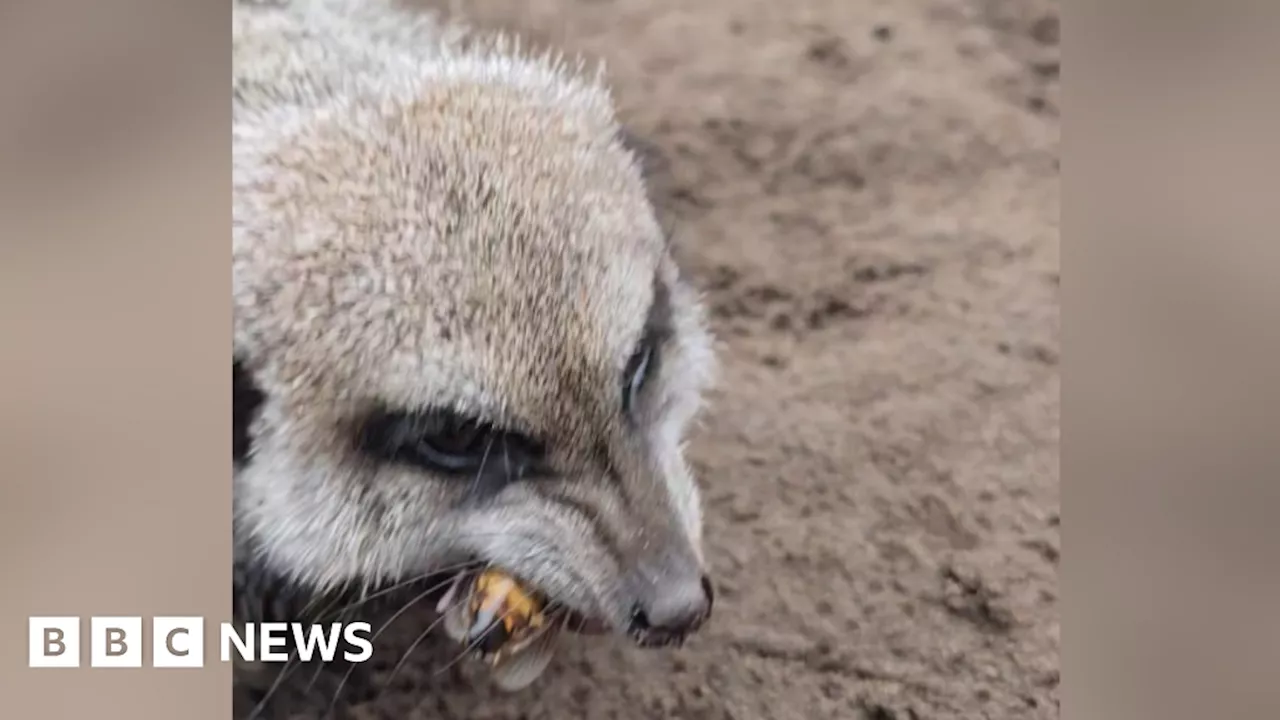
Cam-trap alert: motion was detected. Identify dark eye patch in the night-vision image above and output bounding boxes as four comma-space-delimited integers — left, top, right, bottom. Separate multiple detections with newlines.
233, 358, 265, 469
621, 274, 674, 418
622, 334, 657, 416
356, 405, 547, 489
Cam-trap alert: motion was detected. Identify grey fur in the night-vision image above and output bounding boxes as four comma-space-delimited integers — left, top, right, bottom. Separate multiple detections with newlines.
232, 0, 716, 648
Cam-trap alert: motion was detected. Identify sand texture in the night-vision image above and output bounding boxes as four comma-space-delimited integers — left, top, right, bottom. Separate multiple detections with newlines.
245, 0, 1060, 717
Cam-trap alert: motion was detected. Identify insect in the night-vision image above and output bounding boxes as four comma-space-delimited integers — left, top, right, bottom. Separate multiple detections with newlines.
449, 569, 550, 662
436, 568, 565, 690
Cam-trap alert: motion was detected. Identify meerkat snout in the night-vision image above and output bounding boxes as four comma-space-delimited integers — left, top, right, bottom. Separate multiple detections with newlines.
232, 0, 717, 663
627, 564, 715, 646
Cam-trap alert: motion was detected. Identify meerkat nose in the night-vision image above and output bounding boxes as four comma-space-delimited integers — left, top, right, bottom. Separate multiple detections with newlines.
629, 573, 714, 640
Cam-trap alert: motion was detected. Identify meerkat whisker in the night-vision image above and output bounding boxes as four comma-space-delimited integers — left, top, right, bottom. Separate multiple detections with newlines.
245, 647, 307, 720
377, 592, 475, 701
329, 567, 484, 718
432, 604, 526, 680
323, 565, 468, 709
303, 603, 356, 695
325, 576, 465, 717
463, 434, 497, 502
318, 558, 486, 622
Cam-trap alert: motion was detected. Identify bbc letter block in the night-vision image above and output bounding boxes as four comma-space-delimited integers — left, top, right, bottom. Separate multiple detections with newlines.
153, 617, 205, 668
28, 617, 80, 668
90, 616, 143, 668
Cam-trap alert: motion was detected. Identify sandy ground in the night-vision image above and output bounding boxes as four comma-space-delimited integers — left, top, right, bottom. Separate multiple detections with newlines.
251, 0, 1060, 717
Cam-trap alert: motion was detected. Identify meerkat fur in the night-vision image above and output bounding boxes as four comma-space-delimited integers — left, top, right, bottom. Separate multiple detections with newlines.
232, 0, 717, 689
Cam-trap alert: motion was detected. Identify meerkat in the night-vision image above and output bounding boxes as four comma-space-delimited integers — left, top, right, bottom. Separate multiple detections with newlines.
233, 0, 717, 695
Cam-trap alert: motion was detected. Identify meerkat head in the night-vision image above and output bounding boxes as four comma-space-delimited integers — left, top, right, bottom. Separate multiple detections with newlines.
233, 18, 716, 649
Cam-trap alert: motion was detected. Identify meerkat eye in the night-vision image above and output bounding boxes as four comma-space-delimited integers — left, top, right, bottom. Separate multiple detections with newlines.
621, 275, 673, 418
358, 406, 545, 479
414, 414, 493, 472
622, 337, 658, 416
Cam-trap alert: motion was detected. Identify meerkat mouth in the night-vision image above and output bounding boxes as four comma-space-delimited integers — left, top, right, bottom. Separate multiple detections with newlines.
435, 568, 610, 638
433, 567, 610, 691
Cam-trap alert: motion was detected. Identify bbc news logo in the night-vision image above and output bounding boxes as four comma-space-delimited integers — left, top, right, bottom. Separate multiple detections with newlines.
28, 617, 373, 668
